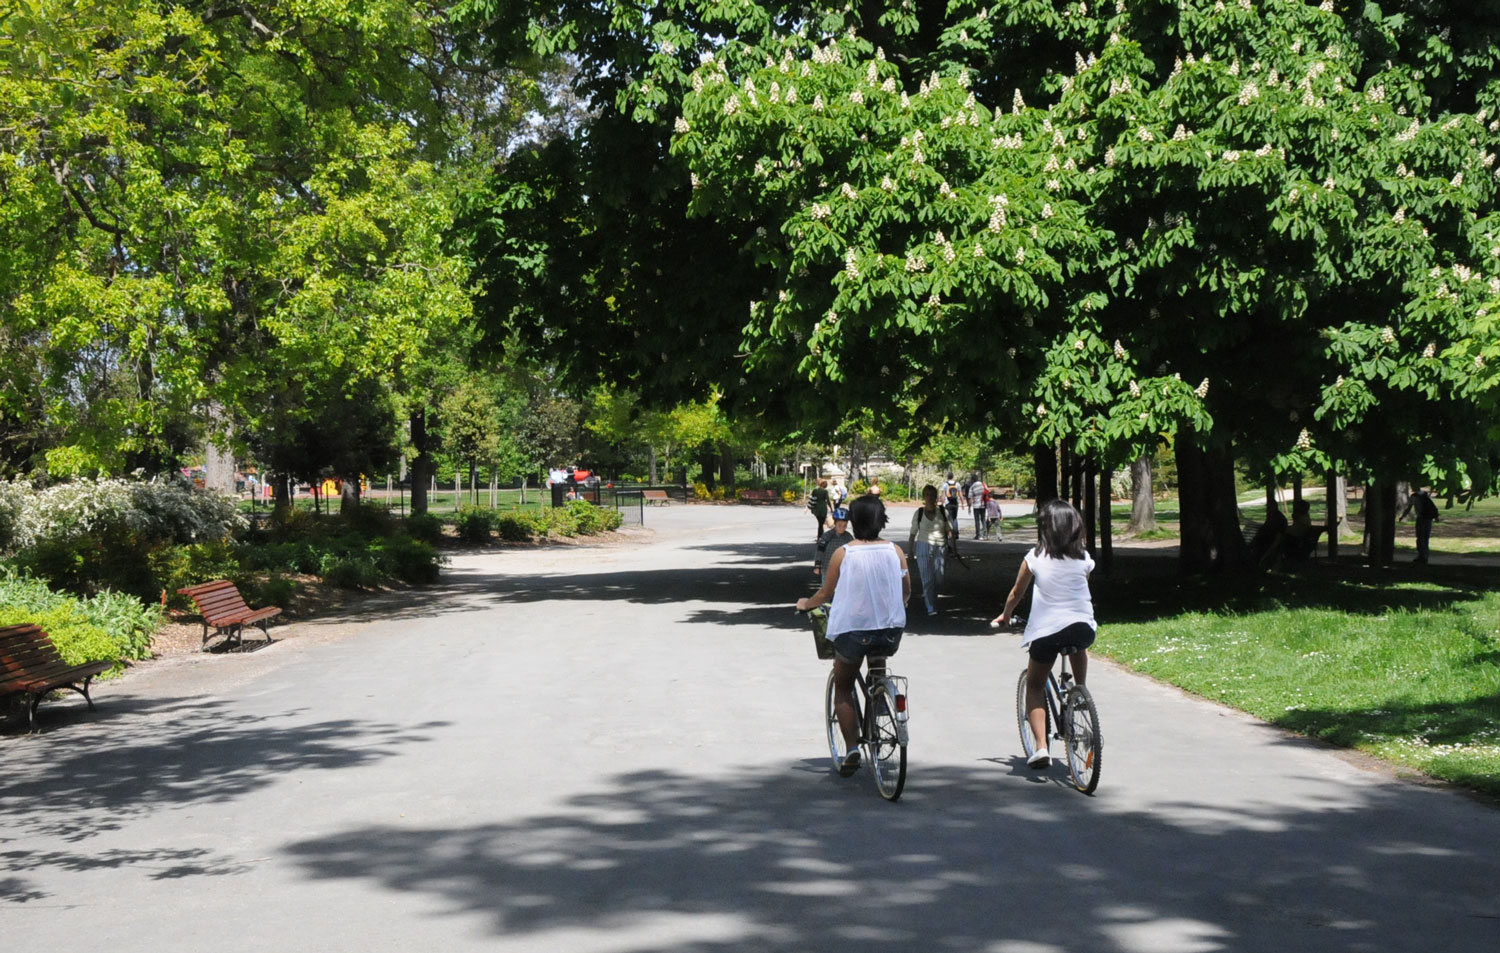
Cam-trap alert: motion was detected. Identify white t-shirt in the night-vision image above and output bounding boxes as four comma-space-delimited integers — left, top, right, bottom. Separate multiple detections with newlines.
827, 541, 907, 637
1021, 549, 1096, 646
909, 507, 949, 546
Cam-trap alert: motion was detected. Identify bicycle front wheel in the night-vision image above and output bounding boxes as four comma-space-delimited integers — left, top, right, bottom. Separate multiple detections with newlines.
1016, 669, 1050, 760
825, 669, 856, 774
867, 682, 907, 801
1063, 684, 1102, 794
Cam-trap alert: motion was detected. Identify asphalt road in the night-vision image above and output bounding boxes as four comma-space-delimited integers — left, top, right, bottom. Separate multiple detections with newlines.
3, 504, 1497, 952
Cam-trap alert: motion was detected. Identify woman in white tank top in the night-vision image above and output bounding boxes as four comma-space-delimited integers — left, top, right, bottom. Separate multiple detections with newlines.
796, 495, 911, 775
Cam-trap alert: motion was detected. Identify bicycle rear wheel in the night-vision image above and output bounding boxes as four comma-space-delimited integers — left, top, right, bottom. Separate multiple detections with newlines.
825, 669, 858, 774
867, 682, 907, 801
1016, 669, 1051, 761
1063, 684, 1102, 794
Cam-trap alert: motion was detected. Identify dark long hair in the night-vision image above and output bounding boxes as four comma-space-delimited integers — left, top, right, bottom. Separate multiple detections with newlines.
848, 494, 888, 541
1034, 498, 1086, 559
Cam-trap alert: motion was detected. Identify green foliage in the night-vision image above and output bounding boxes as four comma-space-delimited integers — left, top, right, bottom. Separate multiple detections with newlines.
0, 1, 501, 472
692, 481, 711, 500
566, 499, 622, 534
244, 574, 299, 610
455, 506, 495, 542
404, 513, 446, 544
495, 513, 535, 542
0, 569, 161, 667
318, 552, 385, 590
1101, 581, 1500, 796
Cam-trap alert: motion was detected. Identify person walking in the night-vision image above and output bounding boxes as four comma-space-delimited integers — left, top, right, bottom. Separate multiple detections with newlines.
908, 484, 953, 616
942, 473, 962, 543
985, 492, 1003, 540
807, 479, 831, 542
968, 475, 988, 539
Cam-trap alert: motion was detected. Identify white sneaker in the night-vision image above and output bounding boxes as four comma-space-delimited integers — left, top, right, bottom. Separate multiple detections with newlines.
1027, 748, 1050, 768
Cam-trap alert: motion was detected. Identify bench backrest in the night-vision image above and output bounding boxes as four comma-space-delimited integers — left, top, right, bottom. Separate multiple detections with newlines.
0, 624, 64, 690
178, 580, 252, 624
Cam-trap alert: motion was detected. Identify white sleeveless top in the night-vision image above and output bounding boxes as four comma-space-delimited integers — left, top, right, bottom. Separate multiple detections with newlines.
827, 541, 907, 637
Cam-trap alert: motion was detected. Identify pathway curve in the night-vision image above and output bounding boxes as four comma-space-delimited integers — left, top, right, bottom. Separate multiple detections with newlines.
2, 504, 1497, 952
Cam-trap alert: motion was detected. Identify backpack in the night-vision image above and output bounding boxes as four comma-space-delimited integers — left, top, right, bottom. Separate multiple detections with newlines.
944, 482, 959, 504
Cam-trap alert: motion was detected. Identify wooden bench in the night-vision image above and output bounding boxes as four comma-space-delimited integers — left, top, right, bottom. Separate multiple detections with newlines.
738, 489, 779, 502
642, 490, 671, 505
0, 623, 113, 731
177, 580, 282, 650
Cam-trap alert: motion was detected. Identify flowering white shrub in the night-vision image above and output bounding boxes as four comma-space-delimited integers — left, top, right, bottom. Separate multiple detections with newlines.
2, 479, 246, 552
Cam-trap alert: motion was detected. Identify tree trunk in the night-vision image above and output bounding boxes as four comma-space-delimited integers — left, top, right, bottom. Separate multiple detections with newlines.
1126, 454, 1157, 534
648, 446, 659, 485
1032, 445, 1058, 506
409, 407, 432, 515
1292, 473, 1303, 504
273, 473, 291, 513
339, 476, 360, 514
1083, 458, 1097, 556
1364, 481, 1398, 569
1325, 471, 1340, 562
719, 443, 734, 490
1333, 475, 1352, 536
1176, 438, 1248, 574
1098, 463, 1114, 574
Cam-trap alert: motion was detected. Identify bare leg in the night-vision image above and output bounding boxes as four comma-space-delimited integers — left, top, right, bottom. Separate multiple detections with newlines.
832, 657, 861, 750
1070, 650, 1088, 687
1026, 655, 1051, 754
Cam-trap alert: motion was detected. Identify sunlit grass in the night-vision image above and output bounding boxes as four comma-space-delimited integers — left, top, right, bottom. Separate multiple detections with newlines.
1097, 578, 1500, 796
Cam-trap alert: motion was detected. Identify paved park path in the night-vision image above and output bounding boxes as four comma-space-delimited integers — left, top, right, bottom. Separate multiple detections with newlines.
3, 504, 1498, 952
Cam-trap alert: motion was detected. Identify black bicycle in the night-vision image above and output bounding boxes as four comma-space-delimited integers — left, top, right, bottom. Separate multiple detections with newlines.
802, 606, 909, 801
1016, 639, 1102, 795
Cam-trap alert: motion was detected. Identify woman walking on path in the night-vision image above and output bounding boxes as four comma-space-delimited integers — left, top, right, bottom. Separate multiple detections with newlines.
908, 484, 953, 616
807, 479, 831, 542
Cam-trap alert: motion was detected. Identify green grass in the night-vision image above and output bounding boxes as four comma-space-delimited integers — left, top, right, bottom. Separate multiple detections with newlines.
1094, 569, 1500, 797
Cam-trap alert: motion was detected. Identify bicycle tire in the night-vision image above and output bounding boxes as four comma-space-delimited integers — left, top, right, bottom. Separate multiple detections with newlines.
1063, 684, 1103, 794
1015, 668, 1051, 761
825, 669, 857, 774
867, 682, 907, 801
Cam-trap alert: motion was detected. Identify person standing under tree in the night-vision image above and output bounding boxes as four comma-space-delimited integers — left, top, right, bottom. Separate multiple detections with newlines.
1400, 487, 1441, 564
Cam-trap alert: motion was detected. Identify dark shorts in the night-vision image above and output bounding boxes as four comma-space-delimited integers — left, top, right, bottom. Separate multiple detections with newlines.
830, 627, 903, 666
1027, 622, 1096, 667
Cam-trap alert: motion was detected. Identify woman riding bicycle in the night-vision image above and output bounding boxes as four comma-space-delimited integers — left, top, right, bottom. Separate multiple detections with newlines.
990, 498, 1097, 768
796, 494, 910, 775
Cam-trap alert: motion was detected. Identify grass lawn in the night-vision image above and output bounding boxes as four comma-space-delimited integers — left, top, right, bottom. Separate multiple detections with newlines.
1093, 564, 1500, 798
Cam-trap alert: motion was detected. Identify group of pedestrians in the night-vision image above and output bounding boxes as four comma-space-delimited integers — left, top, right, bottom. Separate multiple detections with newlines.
796, 493, 1098, 773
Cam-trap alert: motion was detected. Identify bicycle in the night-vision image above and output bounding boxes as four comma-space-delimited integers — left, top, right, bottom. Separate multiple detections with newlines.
801, 606, 909, 801
1006, 620, 1102, 794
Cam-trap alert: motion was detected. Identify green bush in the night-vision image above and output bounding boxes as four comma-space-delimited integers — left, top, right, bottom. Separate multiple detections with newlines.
370, 536, 443, 584
319, 551, 383, 589
0, 603, 118, 669
0, 569, 161, 667
566, 499, 622, 534
244, 573, 298, 608
495, 513, 534, 542
339, 504, 398, 538
455, 506, 493, 543
404, 513, 445, 543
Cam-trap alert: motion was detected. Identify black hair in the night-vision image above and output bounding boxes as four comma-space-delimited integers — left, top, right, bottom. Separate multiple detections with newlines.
1034, 498, 1086, 559
848, 494, 888, 541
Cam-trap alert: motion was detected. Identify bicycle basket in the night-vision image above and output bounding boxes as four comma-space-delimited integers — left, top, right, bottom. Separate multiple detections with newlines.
807, 606, 835, 659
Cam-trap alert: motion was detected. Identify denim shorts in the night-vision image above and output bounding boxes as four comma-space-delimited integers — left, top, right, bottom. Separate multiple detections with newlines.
1026, 622, 1096, 667
830, 627, 903, 666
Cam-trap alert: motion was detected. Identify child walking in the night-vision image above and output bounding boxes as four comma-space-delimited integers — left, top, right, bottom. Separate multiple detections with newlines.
990, 498, 1097, 767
